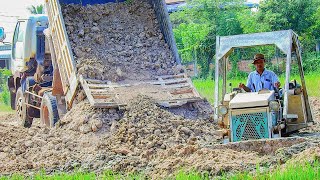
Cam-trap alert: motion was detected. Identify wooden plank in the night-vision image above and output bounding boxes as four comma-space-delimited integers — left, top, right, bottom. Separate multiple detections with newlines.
184, 74, 201, 98
87, 77, 189, 89
91, 89, 113, 93
162, 83, 191, 89
92, 95, 114, 99
88, 83, 132, 89
84, 78, 111, 84
158, 77, 174, 99
92, 102, 127, 108
79, 75, 96, 106
88, 78, 188, 87
151, 78, 188, 85
157, 73, 185, 79
170, 88, 193, 95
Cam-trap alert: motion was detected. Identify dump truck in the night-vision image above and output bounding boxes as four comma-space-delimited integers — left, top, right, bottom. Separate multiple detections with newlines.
214, 30, 313, 142
7, 0, 203, 127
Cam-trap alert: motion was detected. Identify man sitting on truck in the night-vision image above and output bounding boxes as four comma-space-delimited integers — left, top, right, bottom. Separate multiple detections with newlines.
239, 53, 281, 92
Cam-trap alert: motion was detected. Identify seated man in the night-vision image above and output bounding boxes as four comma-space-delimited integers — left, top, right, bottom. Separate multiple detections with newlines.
239, 53, 281, 92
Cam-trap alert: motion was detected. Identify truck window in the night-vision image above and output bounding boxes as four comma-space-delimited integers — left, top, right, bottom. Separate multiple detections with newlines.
12, 21, 27, 60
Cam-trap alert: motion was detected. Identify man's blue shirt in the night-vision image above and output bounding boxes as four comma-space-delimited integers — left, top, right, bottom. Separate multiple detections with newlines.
246, 69, 279, 92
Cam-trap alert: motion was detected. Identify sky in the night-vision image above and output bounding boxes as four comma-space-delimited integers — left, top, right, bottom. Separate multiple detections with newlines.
0, 0, 43, 42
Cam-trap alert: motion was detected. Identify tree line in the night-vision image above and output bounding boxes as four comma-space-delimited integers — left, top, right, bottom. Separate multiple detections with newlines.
170, 0, 320, 78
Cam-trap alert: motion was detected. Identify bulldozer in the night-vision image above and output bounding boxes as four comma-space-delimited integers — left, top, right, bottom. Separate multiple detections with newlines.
214, 30, 313, 142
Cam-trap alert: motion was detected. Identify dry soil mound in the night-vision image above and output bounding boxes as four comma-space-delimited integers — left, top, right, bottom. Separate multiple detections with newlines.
0, 96, 320, 178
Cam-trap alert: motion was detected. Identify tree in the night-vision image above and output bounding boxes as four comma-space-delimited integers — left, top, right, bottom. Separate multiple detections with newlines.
170, 0, 246, 78
255, 0, 319, 52
27, 5, 45, 14
171, 0, 320, 78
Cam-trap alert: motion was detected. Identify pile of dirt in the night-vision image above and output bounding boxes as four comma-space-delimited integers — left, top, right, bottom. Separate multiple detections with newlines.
59, 95, 214, 133
62, 0, 183, 82
2, 96, 320, 178
303, 97, 320, 132
0, 96, 216, 176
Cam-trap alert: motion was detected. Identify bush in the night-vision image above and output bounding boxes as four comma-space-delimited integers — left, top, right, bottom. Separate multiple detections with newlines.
0, 69, 11, 106
302, 52, 320, 73
0, 85, 10, 105
227, 70, 248, 79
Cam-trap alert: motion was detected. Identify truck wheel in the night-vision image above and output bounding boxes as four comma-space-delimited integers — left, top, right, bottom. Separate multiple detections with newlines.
15, 87, 33, 128
10, 91, 16, 110
40, 92, 59, 128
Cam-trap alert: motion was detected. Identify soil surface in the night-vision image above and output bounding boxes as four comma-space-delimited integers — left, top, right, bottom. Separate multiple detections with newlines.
1, 0, 319, 178
0, 97, 319, 178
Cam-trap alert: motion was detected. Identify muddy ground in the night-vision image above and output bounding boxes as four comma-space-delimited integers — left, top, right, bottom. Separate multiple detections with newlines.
0, 97, 319, 179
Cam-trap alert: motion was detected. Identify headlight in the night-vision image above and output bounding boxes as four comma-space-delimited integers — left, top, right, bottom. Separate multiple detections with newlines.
269, 101, 280, 111
218, 105, 228, 115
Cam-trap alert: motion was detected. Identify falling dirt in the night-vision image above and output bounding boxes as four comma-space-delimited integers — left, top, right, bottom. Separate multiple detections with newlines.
0, 96, 320, 178
62, 0, 183, 82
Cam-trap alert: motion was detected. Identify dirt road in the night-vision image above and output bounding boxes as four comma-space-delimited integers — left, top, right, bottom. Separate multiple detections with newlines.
0, 97, 319, 178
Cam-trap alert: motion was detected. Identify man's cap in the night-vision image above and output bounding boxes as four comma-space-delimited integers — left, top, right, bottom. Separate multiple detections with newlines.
252, 53, 265, 64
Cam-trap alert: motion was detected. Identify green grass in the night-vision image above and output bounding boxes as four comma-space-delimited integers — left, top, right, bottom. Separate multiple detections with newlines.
0, 161, 319, 180
224, 160, 320, 180
0, 170, 145, 180
193, 72, 320, 104
0, 103, 12, 112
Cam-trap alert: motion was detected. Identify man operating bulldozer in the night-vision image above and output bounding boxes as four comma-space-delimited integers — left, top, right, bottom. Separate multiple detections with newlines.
239, 53, 281, 92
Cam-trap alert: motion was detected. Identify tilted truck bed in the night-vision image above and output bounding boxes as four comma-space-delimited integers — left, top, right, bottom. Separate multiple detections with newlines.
45, 0, 202, 108
80, 73, 201, 108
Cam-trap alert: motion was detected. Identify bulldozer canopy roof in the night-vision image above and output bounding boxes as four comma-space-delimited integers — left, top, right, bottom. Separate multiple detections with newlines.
216, 30, 298, 60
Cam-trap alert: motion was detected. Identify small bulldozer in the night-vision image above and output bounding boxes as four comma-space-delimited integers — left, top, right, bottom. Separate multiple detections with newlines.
214, 30, 313, 142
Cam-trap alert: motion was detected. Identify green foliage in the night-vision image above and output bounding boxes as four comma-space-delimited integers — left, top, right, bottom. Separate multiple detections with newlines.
171, 0, 320, 78
0, 170, 146, 180
256, 0, 320, 52
193, 71, 320, 104
0, 161, 319, 179
237, 8, 270, 33
223, 160, 320, 180
175, 170, 209, 180
170, 0, 245, 79
173, 22, 210, 62
301, 52, 320, 73
0, 69, 11, 106
0, 85, 9, 105
27, 5, 45, 14
0, 103, 12, 112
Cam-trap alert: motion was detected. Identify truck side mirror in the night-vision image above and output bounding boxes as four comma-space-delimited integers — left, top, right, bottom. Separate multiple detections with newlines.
0, 27, 5, 42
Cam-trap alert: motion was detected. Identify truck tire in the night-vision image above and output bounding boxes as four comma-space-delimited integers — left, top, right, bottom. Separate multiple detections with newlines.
40, 92, 59, 128
10, 91, 16, 110
15, 87, 33, 128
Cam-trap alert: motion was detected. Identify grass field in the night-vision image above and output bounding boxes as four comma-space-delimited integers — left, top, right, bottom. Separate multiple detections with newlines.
193, 72, 320, 104
0, 103, 12, 113
1, 161, 319, 180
